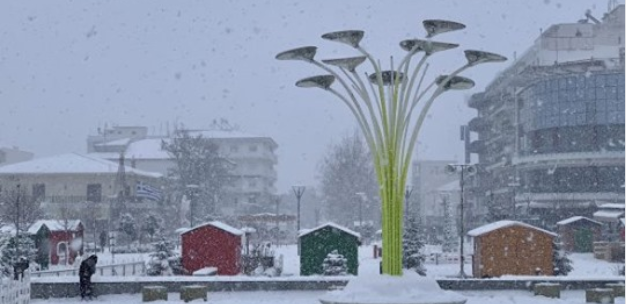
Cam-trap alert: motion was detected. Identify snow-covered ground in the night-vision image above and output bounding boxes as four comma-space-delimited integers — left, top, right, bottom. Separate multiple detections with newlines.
29, 290, 625, 304
41, 244, 622, 279
30, 244, 623, 303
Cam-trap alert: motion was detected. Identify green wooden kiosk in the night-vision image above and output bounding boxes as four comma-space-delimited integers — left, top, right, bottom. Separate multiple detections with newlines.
299, 222, 360, 276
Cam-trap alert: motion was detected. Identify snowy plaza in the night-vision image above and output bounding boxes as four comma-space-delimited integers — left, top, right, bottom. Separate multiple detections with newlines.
1, 0, 625, 303
23, 244, 624, 303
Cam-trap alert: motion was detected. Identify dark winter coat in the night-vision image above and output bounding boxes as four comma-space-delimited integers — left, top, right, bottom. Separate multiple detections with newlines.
79, 255, 98, 280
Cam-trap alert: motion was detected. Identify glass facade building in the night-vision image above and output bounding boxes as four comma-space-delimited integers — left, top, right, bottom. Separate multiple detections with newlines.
465, 6, 624, 229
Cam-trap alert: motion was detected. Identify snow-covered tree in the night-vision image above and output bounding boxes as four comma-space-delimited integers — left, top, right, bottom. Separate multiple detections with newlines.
0, 234, 37, 277
322, 250, 348, 276
0, 186, 42, 236
318, 131, 378, 228
441, 195, 457, 253
403, 214, 426, 276
118, 213, 137, 245
141, 214, 161, 243
146, 239, 177, 276
162, 128, 235, 225
552, 240, 572, 276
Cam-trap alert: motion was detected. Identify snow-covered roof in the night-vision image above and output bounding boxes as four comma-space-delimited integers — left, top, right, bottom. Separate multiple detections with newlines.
175, 227, 191, 235
593, 210, 625, 220
86, 152, 120, 159
124, 138, 171, 159
95, 138, 132, 147
0, 153, 162, 178
298, 222, 361, 239
184, 221, 243, 236
467, 220, 557, 237
597, 203, 625, 210
0, 224, 16, 235
188, 130, 272, 140
556, 216, 602, 226
436, 180, 460, 192
29, 220, 82, 233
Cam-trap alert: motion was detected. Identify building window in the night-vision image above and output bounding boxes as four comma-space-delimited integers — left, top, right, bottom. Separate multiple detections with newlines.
32, 184, 45, 200
230, 145, 239, 153
249, 180, 257, 188
249, 145, 258, 152
87, 184, 102, 202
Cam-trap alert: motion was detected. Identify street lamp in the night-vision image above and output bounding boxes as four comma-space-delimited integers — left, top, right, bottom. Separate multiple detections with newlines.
277, 20, 505, 275
292, 185, 306, 233
445, 164, 477, 279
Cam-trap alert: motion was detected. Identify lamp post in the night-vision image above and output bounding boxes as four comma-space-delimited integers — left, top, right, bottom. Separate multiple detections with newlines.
445, 164, 477, 278
508, 181, 521, 220
355, 192, 367, 229
274, 195, 281, 246
404, 186, 413, 215
186, 184, 200, 227
277, 21, 506, 275
292, 185, 305, 234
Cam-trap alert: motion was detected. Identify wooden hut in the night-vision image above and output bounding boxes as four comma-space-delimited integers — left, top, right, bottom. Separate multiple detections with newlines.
181, 221, 243, 276
298, 222, 360, 276
468, 220, 556, 278
556, 216, 602, 252
29, 220, 84, 266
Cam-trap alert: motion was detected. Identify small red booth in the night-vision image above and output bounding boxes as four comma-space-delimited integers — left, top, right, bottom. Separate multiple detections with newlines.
29, 220, 84, 265
181, 221, 243, 276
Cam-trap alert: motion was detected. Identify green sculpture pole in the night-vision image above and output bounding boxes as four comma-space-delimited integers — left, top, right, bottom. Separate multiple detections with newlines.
277, 20, 506, 275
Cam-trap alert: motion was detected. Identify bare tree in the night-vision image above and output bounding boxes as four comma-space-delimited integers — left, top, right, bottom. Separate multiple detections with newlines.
0, 185, 42, 237
318, 131, 379, 229
55, 201, 81, 265
162, 129, 234, 225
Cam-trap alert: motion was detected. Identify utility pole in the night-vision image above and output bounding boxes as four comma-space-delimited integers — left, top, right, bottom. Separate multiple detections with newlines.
275, 195, 280, 246
292, 186, 306, 234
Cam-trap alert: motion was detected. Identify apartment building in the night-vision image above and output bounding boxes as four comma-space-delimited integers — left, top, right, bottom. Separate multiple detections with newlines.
465, 5, 625, 229
87, 126, 278, 216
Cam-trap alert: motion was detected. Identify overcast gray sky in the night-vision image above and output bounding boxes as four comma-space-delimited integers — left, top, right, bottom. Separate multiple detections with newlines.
0, 0, 609, 192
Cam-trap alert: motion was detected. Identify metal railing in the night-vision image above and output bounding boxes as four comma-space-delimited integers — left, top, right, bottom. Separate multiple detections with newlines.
31, 261, 146, 277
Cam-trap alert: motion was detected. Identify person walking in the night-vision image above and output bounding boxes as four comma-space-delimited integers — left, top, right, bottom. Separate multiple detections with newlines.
79, 255, 98, 300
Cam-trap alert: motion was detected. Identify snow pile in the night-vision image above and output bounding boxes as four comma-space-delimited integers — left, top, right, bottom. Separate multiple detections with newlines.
320, 272, 466, 304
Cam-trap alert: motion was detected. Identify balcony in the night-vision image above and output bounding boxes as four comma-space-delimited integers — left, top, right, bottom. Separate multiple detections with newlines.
467, 92, 488, 109
513, 151, 625, 168
468, 139, 485, 154
467, 117, 488, 132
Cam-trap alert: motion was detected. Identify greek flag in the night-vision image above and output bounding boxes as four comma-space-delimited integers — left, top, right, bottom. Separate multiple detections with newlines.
136, 182, 162, 201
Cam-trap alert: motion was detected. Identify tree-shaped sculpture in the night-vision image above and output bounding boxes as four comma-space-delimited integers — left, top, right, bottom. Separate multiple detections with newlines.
277, 20, 506, 275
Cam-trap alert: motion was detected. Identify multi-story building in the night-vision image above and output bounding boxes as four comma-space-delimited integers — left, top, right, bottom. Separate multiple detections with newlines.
0, 146, 34, 167
466, 5, 625, 229
0, 153, 163, 233
87, 126, 279, 216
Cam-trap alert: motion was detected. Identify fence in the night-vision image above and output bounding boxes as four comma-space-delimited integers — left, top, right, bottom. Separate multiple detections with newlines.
424, 253, 472, 265
0, 272, 30, 304
31, 261, 146, 278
